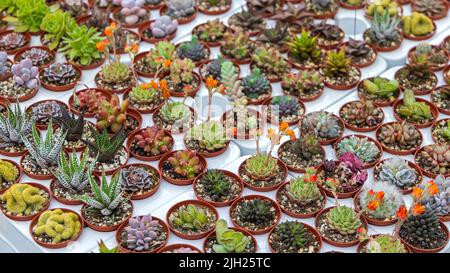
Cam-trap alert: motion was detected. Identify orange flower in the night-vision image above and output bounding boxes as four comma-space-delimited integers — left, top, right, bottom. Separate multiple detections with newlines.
412, 187, 423, 199
131, 43, 139, 54
154, 56, 163, 64
357, 228, 366, 234
309, 175, 317, 182
159, 79, 168, 92
103, 39, 110, 45
376, 191, 385, 200
140, 83, 149, 89
267, 128, 275, 139
149, 81, 158, 89
285, 129, 295, 140
205, 76, 218, 89
163, 59, 172, 68
218, 85, 226, 94
279, 122, 289, 132
367, 200, 379, 211
184, 85, 192, 93
162, 89, 170, 99
96, 42, 105, 52
428, 183, 440, 196
230, 127, 237, 136
412, 204, 425, 216
368, 189, 375, 195
104, 23, 116, 36
396, 206, 407, 220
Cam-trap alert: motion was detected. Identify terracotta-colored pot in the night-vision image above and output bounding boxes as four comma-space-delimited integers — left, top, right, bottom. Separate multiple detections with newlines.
94, 70, 136, 95
395, 70, 438, 96
375, 122, 423, 155
316, 30, 344, 50
49, 173, 101, 206
238, 157, 288, 192
357, 234, 410, 253
219, 45, 252, 65
0, 159, 22, 194
0, 59, 12, 82
228, 22, 262, 37
356, 78, 400, 107
315, 206, 368, 247
158, 150, 207, 186
373, 158, 423, 194
68, 55, 106, 70
112, 10, 149, 29
268, 222, 323, 253
144, 1, 165, 10
123, 88, 165, 114
166, 199, 219, 240
202, 226, 258, 253
407, 45, 448, 72
82, 200, 133, 232
109, 30, 141, 55
20, 152, 55, 180
68, 88, 113, 118
193, 170, 244, 207
432, 86, 450, 115
316, 165, 363, 199
281, 82, 324, 103
344, 42, 377, 68
399, 221, 449, 253
229, 195, 281, 235
323, 66, 361, 90
184, 138, 230, 158
366, 31, 403, 52
168, 72, 202, 97
192, 23, 229, 48
431, 118, 450, 144
414, 145, 450, 179
312, 9, 338, 19
29, 208, 83, 249
152, 104, 196, 135
411, 0, 448, 20
441, 36, 450, 56
138, 20, 176, 44
240, 82, 272, 105
132, 51, 169, 78
403, 22, 436, 41
199, 59, 241, 83
392, 98, 439, 129
115, 215, 168, 253
339, 101, 384, 132
0, 182, 51, 221
353, 191, 398, 226
39, 63, 82, 92
300, 113, 344, 145
338, 0, 365, 9
276, 140, 325, 173
443, 65, 450, 85
249, 61, 292, 83
276, 182, 327, 218
286, 50, 325, 70
157, 243, 202, 253
0, 85, 38, 103
14, 46, 55, 68
26, 100, 69, 130
159, 6, 198, 25
127, 128, 174, 161
75, 14, 117, 28
112, 163, 161, 200
333, 134, 383, 169
0, 30, 31, 55
198, 0, 232, 15
91, 147, 130, 176
263, 96, 305, 127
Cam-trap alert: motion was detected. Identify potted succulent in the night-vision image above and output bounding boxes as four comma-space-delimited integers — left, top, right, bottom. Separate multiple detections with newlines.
445, 65, 450, 85
251, 46, 291, 83
0, 159, 21, 194
320, 49, 361, 90
277, 133, 325, 173
133, 41, 175, 78
374, 158, 423, 194
415, 144, 450, 178
229, 195, 281, 235
0, 31, 31, 55
432, 119, 450, 145
265, 96, 305, 126
50, 150, 95, 205
160, 0, 197, 25
127, 126, 174, 161
412, 0, 448, 20
158, 150, 207, 185
238, 125, 289, 191
39, 63, 81, 92
139, 16, 178, 44
354, 182, 404, 226
112, 0, 149, 28
107, 28, 141, 55
393, 89, 438, 128
222, 106, 264, 140
408, 43, 448, 72
115, 214, 168, 253
82, 128, 129, 175
431, 86, 450, 115
40, 10, 77, 50
241, 69, 272, 105
143, 0, 165, 10
203, 219, 257, 253
376, 121, 423, 155
366, 0, 402, 17
27, 100, 68, 129
364, 11, 402, 52
59, 0, 89, 19
184, 121, 229, 158
287, 30, 323, 69
2, 0, 52, 35
0, 58, 38, 102
200, 56, 240, 83
175, 36, 210, 66
77, 5, 116, 34
60, 25, 105, 70
339, 99, 384, 132
125, 79, 170, 114
310, 22, 344, 49
275, 168, 327, 218
14, 46, 55, 67
118, 164, 161, 200
338, 0, 364, 8
395, 55, 437, 95
20, 120, 65, 180
334, 135, 382, 168
0, 102, 34, 157
357, 77, 400, 106
198, 0, 231, 15
78, 172, 133, 232
281, 70, 324, 102
220, 31, 254, 64
167, 200, 218, 240
0, 182, 50, 221
269, 3, 314, 33
165, 58, 201, 97
305, 0, 339, 18
247, 0, 284, 17
193, 169, 244, 207
192, 19, 228, 47
344, 39, 378, 68
268, 221, 323, 253
227, 8, 266, 36
158, 244, 201, 253
30, 208, 83, 249
152, 101, 195, 133
402, 12, 436, 40
317, 152, 368, 198
415, 175, 450, 222
357, 230, 409, 253
256, 22, 291, 53
68, 87, 113, 118
299, 110, 344, 145
0, 51, 12, 82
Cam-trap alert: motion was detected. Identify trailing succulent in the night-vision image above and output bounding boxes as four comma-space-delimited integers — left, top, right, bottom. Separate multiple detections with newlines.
336, 136, 380, 164
0, 103, 33, 150
176, 36, 207, 63
33, 209, 81, 244
133, 126, 173, 156
186, 121, 227, 152
166, 150, 203, 179
377, 122, 422, 151
419, 176, 449, 217
198, 169, 232, 202
358, 182, 403, 220
288, 30, 322, 67
121, 214, 164, 251
417, 144, 450, 175
212, 219, 250, 253
325, 205, 362, 235
378, 158, 418, 188
396, 89, 432, 123
251, 46, 290, 78
120, 166, 154, 193
300, 111, 342, 141
82, 127, 126, 163
1, 183, 47, 215
241, 68, 270, 100
170, 204, 210, 232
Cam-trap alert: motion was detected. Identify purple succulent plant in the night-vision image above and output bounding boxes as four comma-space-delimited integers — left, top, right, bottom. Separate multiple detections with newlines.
11, 58, 38, 89
338, 152, 364, 172
114, 0, 148, 25
0, 51, 8, 76
123, 214, 161, 251
151, 16, 178, 38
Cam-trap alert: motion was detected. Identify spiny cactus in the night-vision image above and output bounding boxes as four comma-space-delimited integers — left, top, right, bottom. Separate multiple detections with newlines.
287, 168, 321, 204
359, 182, 403, 220
33, 209, 81, 244
1, 183, 47, 215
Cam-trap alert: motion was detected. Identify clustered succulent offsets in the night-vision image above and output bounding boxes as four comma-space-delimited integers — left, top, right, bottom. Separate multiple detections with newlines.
150, 16, 178, 39
1, 183, 48, 216
377, 122, 422, 152
120, 214, 166, 252
113, 0, 148, 25
132, 126, 173, 157
300, 111, 342, 142
416, 144, 450, 176
336, 135, 381, 165
11, 58, 38, 90
340, 100, 384, 129
165, 150, 204, 180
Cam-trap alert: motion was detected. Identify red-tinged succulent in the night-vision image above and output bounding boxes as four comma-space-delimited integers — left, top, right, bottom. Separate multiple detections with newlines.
96, 95, 129, 133
134, 127, 173, 156
74, 89, 109, 113
167, 150, 203, 179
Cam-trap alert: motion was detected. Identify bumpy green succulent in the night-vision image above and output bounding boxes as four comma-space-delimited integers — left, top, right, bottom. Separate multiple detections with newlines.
362, 77, 399, 97
366, 0, 399, 17
129, 84, 159, 104
402, 12, 434, 37
336, 136, 380, 164
0, 160, 19, 186
400, 208, 445, 249
397, 89, 432, 122
221, 61, 243, 102
326, 206, 362, 235
33, 209, 81, 244
1, 183, 47, 215
144, 41, 176, 73
99, 62, 131, 84
221, 31, 253, 60
199, 169, 232, 202
187, 121, 227, 152
167, 150, 203, 179
236, 199, 275, 226
245, 154, 278, 179
241, 68, 270, 100
287, 168, 321, 204
364, 235, 407, 253
170, 58, 195, 86
212, 219, 250, 253
171, 204, 209, 231
271, 221, 309, 251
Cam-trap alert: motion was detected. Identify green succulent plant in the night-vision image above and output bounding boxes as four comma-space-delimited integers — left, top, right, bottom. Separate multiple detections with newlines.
144, 41, 175, 72
245, 154, 278, 179
0, 0, 19, 15
397, 89, 432, 122
336, 136, 380, 164
128, 84, 159, 104
251, 46, 290, 77
212, 219, 250, 253
100, 62, 131, 84
60, 25, 104, 66
40, 10, 77, 50
171, 204, 209, 231
366, 10, 401, 47
236, 199, 274, 226
186, 121, 227, 152
362, 77, 399, 97
364, 235, 407, 253
199, 169, 232, 201
326, 205, 362, 235
170, 58, 195, 86
287, 168, 321, 203
82, 128, 126, 163
271, 221, 309, 251
160, 101, 192, 124
288, 30, 322, 66
3, 0, 53, 33
323, 48, 353, 78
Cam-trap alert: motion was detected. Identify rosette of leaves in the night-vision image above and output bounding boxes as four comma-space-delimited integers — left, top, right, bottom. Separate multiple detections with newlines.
412, 43, 448, 69
336, 136, 380, 165
0, 102, 33, 151
300, 111, 342, 141
395, 54, 437, 93
396, 89, 432, 123
3, 0, 53, 33
340, 100, 384, 128
288, 30, 322, 67
305, 0, 338, 15
377, 158, 418, 189
345, 39, 374, 65
281, 70, 324, 99
186, 121, 227, 153
325, 205, 362, 235
361, 77, 399, 101
60, 25, 104, 66
176, 36, 207, 63
40, 10, 77, 50
365, 11, 401, 48
221, 31, 253, 61
251, 46, 290, 79
257, 22, 290, 49
416, 144, 450, 176
270, 3, 314, 32
42, 63, 78, 86
358, 182, 403, 221
228, 7, 265, 33
413, 0, 448, 18
418, 176, 449, 217
377, 122, 422, 151
212, 219, 251, 253
196, 19, 227, 44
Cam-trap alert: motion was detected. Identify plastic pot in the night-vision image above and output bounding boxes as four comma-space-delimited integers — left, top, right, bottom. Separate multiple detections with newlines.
333, 134, 383, 169
82, 200, 133, 232
375, 121, 423, 155
127, 128, 174, 161
158, 150, 207, 186
392, 98, 439, 129
276, 182, 327, 218
238, 157, 288, 192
